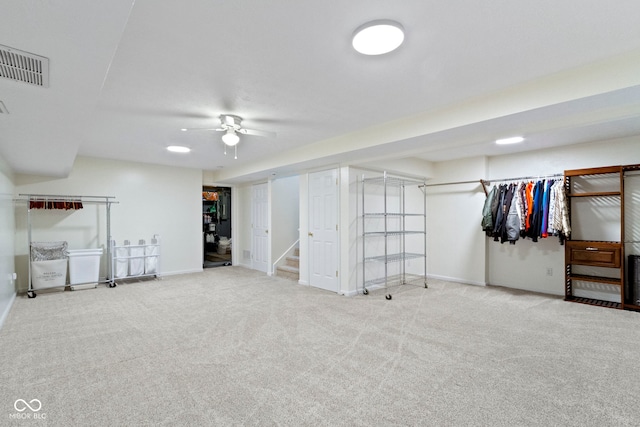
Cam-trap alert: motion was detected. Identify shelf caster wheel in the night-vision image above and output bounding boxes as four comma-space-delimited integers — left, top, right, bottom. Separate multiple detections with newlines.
385, 294, 392, 300
27, 291, 36, 299
109, 282, 117, 288
424, 284, 428, 288
363, 288, 369, 295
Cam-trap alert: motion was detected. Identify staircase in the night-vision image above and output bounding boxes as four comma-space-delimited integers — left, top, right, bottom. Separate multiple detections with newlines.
276, 248, 299, 281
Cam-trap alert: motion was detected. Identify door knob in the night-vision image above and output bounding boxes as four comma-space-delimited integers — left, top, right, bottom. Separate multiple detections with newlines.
308, 232, 314, 237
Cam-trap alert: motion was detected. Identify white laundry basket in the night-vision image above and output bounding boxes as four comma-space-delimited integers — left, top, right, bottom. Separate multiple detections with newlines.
30, 241, 68, 290
67, 248, 103, 289
31, 259, 68, 290
217, 237, 230, 255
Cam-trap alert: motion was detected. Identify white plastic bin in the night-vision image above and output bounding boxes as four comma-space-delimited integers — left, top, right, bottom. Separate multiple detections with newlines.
217, 237, 230, 255
68, 248, 103, 287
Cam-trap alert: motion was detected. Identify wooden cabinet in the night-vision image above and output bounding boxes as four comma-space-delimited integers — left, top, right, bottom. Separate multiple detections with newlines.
566, 241, 622, 268
564, 164, 640, 311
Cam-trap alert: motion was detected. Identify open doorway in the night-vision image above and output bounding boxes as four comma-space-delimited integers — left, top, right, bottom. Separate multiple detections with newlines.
202, 186, 232, 268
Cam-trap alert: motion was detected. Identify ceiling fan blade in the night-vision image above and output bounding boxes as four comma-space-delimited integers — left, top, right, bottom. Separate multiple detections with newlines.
181, 127, 225, 132
238, 128, 277, 138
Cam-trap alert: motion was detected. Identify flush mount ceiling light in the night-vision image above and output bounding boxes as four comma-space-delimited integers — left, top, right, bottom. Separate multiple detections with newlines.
495, 136, 525, 145
167, 145, 191, 153
352, 20, 405, 55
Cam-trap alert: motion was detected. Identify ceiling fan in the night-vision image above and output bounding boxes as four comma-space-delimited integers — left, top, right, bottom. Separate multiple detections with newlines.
181, 114, 276, 159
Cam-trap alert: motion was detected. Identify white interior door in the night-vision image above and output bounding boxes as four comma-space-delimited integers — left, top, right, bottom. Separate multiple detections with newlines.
252, 183, 269, 272
309, 169, 338, 292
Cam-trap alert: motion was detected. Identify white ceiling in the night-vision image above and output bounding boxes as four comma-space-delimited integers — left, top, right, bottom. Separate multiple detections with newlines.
1, 1, 640, 183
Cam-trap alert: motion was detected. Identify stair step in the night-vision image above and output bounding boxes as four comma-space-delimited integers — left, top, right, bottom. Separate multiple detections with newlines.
276, 265, 299, 281
285, 255, 299, 268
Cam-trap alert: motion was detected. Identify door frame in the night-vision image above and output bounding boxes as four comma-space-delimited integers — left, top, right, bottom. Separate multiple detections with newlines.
251, 182, 270, 273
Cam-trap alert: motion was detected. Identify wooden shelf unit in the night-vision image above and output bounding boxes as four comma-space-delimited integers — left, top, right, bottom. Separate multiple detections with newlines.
564, 164, 640, 311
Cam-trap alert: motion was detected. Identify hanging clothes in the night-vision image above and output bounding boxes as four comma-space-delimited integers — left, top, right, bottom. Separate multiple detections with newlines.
29, 198, 83, 210
505, 185, 521, 244
492, 185, 507, 241
496, 184, 516, 243
481, 175, 566, 245
481, 185, 498, 234
524, 181, 534, 233
541, 179, 554, 238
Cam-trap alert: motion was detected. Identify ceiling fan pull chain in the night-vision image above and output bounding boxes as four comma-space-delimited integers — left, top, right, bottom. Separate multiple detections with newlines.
234, 145, 237, 160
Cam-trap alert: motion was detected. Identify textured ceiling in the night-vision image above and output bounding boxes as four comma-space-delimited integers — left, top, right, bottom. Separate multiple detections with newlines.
1, 1, 640, 183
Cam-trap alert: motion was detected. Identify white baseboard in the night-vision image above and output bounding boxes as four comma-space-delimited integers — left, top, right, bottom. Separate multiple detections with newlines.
234, 262, 251, 269
298, 279, 309, 286
427, 274, 486, 287
160, 268, 203, 277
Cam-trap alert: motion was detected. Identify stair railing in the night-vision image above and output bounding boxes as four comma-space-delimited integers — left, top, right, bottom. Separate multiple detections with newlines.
272, 238, 300, 275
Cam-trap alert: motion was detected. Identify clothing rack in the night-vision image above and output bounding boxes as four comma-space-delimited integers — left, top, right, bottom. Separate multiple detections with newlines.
19, 193, 118, 297
419, 173, 564, 196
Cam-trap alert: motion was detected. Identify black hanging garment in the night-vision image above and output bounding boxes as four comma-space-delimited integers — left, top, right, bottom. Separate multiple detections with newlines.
492, 185, 507, 240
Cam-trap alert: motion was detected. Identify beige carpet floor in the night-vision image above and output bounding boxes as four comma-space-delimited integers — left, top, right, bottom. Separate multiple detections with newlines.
1, 266, 640, 426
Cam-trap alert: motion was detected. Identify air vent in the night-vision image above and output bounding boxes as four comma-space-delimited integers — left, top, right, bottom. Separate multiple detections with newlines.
0, 44, 49, 87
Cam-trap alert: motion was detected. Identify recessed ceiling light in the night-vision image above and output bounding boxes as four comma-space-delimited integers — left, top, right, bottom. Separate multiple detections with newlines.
495, 136, 524, 145
352, 20, 405, 55
167, 145, 191, 153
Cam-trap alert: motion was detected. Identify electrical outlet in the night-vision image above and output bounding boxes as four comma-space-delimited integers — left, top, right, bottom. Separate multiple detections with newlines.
546, 268, 553, 276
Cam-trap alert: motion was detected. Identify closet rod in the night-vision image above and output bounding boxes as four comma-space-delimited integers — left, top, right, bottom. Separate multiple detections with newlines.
420, 179, 480, 188
420, 172, 564, 189
18, 194, 119, 205
479, 173, 563, 197
420, 173, 564, 196
480, 173, 564, 186
19, 193, 116, 200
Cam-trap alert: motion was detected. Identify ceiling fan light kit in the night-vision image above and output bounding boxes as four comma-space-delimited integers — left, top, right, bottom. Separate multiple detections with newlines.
352, 20, 405, 55
221, 129, 240, 146
181, 114, 276, 159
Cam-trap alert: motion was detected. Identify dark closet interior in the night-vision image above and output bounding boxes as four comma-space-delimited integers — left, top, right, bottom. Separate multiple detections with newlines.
203, 186, 232, 268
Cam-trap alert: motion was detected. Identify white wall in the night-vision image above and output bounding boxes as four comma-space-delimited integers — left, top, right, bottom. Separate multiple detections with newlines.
271, 175, 300, 270
425, 157, 488, 286
0, 153, 16, 328
14, 157, 202, 291
486, 136, 640, 295
234, 184, 252, 268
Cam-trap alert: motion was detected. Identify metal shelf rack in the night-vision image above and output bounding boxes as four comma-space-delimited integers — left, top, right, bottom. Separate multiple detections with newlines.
360, 172, 427, 299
